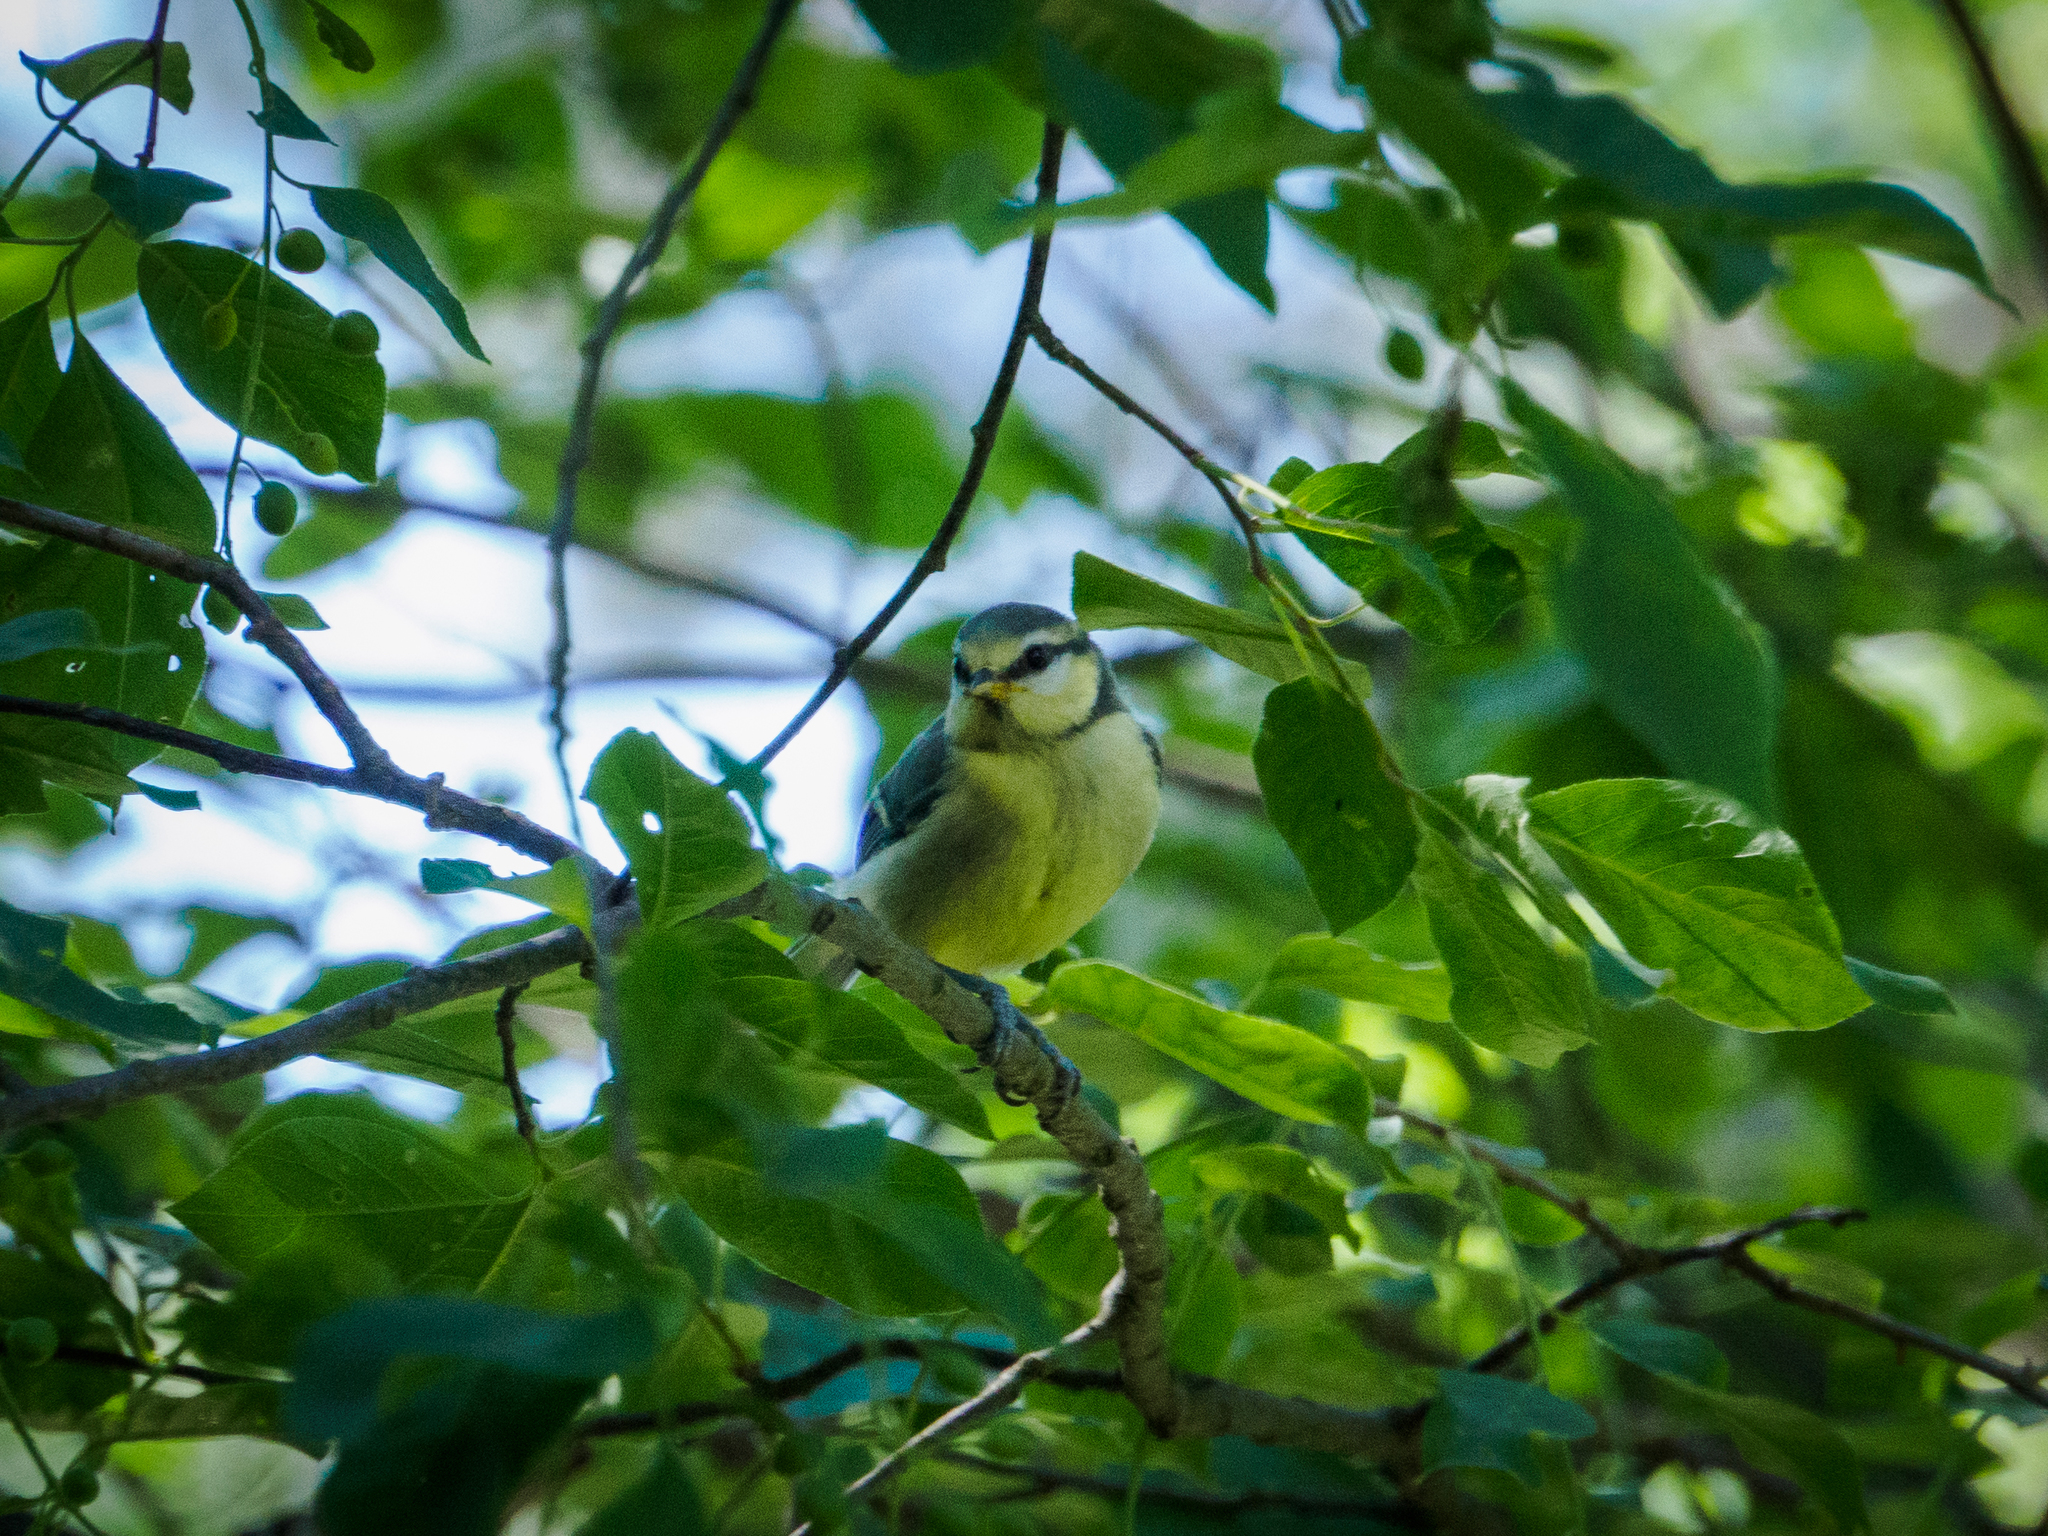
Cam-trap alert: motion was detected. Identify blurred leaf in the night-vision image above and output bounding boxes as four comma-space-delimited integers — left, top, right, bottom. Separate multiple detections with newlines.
22, 40, 193, 112
420, 856, 593, 931
306, 0, 376, 72
257, 591, 328, 631
1253, 677, 1417, 931
1835, 631, 2046, 774
1658, 1378, 1868, 1533
1411, 824, 1591, 1066
1073, 551, 1367, 689
132, 781, 199, 811
1496, 1185, 1583, 1246
579, 1445, 708, 1536
1264, 935, 1451, 1021
0, 897, 214, 1047
1192, 1144, 1357, 1249
139, 241, 387, 483
1481, 73, 2000, 314
1845, 958, 1953, 1016
1527, 779, 1870, 1031
714, 975, 994, 1140
0, 609, 97, 664
87, 150, 229, 239
582, 729, 768, 927
852, 0, 1017, 71
1421, 1369, 1595, 1484
262, 491, 403, 578
171, 1094, 532, 1287
1044, 960, 1376, 1129
1507, 379, 1781, 815
309, 185, 486, 360
1589, 1315, 1730, 1388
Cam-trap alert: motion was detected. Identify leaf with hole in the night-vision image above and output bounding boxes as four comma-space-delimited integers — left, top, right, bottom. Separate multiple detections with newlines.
582, 730, 767, 927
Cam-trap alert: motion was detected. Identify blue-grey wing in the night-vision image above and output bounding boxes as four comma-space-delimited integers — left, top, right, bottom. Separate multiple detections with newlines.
856, 716, 951, 868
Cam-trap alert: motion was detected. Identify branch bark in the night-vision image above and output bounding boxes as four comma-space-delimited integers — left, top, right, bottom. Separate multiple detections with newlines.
545, 0, 804, 828
0, 926, 590, 1134
1931, 0, 2048, 294
745, 122, 1068, 774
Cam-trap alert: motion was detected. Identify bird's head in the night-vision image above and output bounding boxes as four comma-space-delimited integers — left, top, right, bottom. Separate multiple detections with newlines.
945, 603, 1106, 746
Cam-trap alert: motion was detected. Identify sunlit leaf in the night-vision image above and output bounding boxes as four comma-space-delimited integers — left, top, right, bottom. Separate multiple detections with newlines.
582, 729, 768, 926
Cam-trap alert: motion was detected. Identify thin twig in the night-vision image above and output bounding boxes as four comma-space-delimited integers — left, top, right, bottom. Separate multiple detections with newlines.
494, 982, 541, 1168
1930, 0, 2048, 294
0, 927, 590, 1134
545, 0, 804, 834
55, 1345, 270, 1389
137, 0, 174, 168
933, 1449, 1416, 1523
1029, 316, 1269, 584
745, 123, 1068, 775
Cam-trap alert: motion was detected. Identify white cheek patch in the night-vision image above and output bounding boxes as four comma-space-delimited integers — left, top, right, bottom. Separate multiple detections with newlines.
1020, 652, 1076, 695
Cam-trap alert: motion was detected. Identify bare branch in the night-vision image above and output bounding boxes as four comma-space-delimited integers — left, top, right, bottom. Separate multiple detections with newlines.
494, 982, 541, 1167
1930, 0, 2048, 296
0, 926, 591, 1134
0, 693, 362, 792
545, 0, 804, 830
1028, 316, 1271, 584
0, 495, 392, 773
745, 123, 1069, 775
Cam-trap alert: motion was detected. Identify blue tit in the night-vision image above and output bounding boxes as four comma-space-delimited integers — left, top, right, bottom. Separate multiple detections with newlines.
822, 603, 1161, 980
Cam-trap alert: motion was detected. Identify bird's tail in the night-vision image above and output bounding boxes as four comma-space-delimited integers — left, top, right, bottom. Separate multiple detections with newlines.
786, 932, 859, 989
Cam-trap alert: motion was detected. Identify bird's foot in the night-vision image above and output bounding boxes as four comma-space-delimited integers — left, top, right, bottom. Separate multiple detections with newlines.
942, 966, 1082, 1125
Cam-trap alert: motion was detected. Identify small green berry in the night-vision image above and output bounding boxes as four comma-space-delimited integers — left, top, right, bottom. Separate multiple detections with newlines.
329, 309, 380, 356
254, 481, 299, 536
57, 1465, 99, 1507
296, 433, 339, 477
275, 227, 326, 274
1384, 328, 1427, 383
5, 1316, 58, 1367
201, 301, 238, 351
18, 1139, 76, 1178
202, 586, 240, 633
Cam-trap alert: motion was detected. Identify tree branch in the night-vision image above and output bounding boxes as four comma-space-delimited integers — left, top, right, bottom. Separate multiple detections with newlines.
0, 497, 391, 774
0, 926, 591, 1134
1028, 316, 1271, 585
744, 123, 1068, 775
933, 1449, 1415, 1523
1930, 0, 2048, 294
545, 0, 804, 831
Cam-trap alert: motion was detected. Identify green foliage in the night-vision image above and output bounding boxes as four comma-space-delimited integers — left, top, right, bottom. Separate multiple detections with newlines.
582, 729, 768, 927
308, 185, 486, 359
22, 40, 193, 113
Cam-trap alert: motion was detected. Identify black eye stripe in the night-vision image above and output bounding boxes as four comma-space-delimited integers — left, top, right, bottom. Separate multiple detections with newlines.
999, 635, 1089, 680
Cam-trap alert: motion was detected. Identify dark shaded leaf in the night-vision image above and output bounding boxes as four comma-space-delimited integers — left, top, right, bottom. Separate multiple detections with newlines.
851, 0, 1017, 72
0, 897, 215, 1046
0, 609, 98, 664
251, 79, 332, 142
1590, 1315, 1730, 1388
88, 150, 229, 239
579, 1445, 708, 1536
1421, 1370, 1595, 1484
308, 185, 486, 360
22, 40, 192, 112
305, 0, 376, 72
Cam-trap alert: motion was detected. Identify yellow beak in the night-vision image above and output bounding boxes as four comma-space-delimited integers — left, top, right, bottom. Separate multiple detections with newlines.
970, 677, 1016, 702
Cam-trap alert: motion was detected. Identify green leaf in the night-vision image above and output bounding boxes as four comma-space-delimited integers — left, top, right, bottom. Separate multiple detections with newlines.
419, 857, 594, 931
1071, 551, 1366, 690
671, 1126, 992, 1318
1339, 34, 1548, 235
0, 609, 98, 664
251, 79, 332, 142
1410, 824, 1591, 1067
1589, 1315, 1730, 1388
1505, 379, 1781, 816
1845, 958, 1954, 1016
1043, 960, 1377, 1129
22, 40, 193, 113
1421, 1369, 1596, 1485
581, 729, 768, 926
579, 1446, 708, 1536
305, 0, 376, 72
23, 331, 216, 551
0, 897, 214, 1047
330, 966, 593, 1094
1264, 934, 1451, 1021
261, 492, 402, 578
1526, 778, 1870, 1032
714, 976, 994, 1140
1495, 1186, 1584, 1246
1253, 677, 1417, 932
851, 0, 1017, 72
170, 1093, 533, 1288
87, 150, 229, 239
1481, 75, 2001, 314
138, 241, 387, 483
132, 780, 200, 811
308, 185, 486, 361
1191, 1144, 1358, 1249
1658, 1378, 1868, 1533
256, 591, 328, 631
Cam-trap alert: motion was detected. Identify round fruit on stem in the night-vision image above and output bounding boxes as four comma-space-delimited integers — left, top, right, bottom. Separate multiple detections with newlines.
201, 302, 238, 351
276, 227, 326, 274
254, 481, 299, 536
329, 309, 380, 356
296, 433, 339, 477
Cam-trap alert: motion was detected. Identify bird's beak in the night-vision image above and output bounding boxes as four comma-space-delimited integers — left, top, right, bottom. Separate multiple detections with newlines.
967, 668, 1014, 702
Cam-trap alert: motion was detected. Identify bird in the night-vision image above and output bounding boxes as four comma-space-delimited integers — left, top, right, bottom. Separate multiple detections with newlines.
815, 603, 1161, 984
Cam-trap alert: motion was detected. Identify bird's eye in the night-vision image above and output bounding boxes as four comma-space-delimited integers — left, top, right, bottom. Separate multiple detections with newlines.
1023, 644, 1052, 671
953, 656, 971, 685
